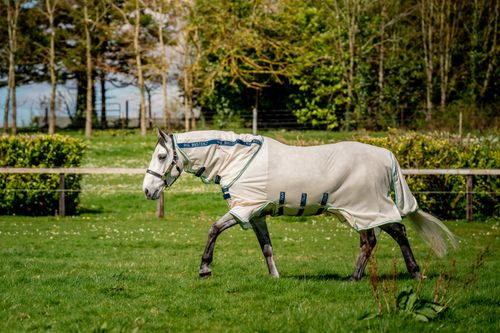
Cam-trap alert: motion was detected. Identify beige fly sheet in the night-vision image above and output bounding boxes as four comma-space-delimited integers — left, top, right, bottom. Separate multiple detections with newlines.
173, 130, 418, 231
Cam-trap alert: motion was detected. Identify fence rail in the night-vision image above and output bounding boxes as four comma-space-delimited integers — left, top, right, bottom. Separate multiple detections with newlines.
1, 167, 498, 220
0, 167, 145, 174
403, 169, 500, 176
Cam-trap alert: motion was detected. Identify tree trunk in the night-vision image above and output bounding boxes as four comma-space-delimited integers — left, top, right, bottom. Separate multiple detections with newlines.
134, 0, 147, 136
378, 1, 386, 108
100, 71, 107, 128
161, 65, 170, 130
84, 2, 93, 138
328, 0, 359, 131
420, 0, 434, 123
438, 0, 456, 115
6, 0, 20, 135
345, 1, 357, 131
47, 0, 57, 135
184, 68, 190, 132
11, 74, 17, 135
3, 74, 11, 133
183, 27, 191, 131
479, 0, 498, 98
468, 0, 481, 101
145, 85, 153, 128
156, 0, 170, 130
75, 72, 87, 123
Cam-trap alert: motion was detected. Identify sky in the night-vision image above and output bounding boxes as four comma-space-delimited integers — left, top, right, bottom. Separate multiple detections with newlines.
0, 78, 184, 128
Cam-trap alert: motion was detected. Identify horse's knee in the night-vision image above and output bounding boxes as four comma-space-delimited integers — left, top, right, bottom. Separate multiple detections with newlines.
262, 244, 273, 258
208, 224, 221, 238
360, 230, 377, 251
382, 223, 408, 244
367, 232, 377, 248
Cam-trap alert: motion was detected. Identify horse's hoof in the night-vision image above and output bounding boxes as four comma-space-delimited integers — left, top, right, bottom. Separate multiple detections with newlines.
412, 272, 427, 280
349, 276, 361, 282
199, 269, 212, 278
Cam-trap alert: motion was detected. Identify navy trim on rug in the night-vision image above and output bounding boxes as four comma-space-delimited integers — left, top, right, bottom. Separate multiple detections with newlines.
297, 193, 307, 216
177, 139, 262, 149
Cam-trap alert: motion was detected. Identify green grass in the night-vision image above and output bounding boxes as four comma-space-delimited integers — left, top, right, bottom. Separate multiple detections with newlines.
1, 129, 499, 332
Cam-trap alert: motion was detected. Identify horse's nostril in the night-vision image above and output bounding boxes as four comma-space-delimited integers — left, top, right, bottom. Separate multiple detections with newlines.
144, 189, 149, 197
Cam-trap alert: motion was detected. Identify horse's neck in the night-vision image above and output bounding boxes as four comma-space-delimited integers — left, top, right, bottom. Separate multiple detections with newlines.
175, 131, 228, 178
174, 130, 261, 184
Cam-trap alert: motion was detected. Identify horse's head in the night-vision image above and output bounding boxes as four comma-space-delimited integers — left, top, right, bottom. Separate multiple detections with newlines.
143, 128, 183, 200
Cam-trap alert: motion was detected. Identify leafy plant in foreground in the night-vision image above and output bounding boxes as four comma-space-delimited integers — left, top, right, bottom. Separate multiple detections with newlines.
361, 246, 490, 322
395, 287, 448, 322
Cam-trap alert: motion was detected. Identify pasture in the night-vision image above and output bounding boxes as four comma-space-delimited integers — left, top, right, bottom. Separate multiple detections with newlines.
1, 130, 499, 332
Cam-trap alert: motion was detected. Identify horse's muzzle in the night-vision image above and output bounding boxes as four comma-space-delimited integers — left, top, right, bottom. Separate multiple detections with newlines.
144, 188, 160, 200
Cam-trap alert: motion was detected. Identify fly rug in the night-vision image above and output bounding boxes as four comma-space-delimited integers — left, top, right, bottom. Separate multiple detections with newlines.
143, 129, 457, 281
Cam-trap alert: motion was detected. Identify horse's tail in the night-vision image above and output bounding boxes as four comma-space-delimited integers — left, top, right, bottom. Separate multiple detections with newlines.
407, 209, 458, 258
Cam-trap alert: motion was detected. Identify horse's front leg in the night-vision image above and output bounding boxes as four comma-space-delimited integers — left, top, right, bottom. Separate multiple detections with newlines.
199, 212, 238, 277
350, 229, 377, 281
250, 216, 280, 277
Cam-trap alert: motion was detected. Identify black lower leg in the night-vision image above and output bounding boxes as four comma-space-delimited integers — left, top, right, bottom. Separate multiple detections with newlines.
381, 223, 421, 278
250, 216, 279, 277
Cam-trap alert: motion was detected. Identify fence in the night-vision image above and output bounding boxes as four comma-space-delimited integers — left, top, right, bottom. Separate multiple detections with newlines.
1, 167, 498, 220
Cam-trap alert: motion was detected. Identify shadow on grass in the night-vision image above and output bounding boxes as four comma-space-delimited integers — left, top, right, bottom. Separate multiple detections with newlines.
76, 206, 105, 215
284, 273, 351, 281
285, 271, 437, 282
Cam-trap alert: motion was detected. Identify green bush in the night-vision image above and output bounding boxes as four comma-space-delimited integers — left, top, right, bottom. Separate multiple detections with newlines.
356, 131, 499, 219
0, 134, 86, 215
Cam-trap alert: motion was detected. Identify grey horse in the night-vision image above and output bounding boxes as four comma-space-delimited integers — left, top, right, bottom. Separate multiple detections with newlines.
143, 129, 456, 280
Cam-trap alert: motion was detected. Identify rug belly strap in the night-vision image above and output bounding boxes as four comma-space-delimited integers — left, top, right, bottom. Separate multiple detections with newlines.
221, 187, 231, 200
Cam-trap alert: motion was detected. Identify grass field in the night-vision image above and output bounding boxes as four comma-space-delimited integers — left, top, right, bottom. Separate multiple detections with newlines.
1, 129, 499, 332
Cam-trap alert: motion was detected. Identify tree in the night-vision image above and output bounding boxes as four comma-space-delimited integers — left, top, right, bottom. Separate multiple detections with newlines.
41, 0, 59, 135
180, 1, 201, 131
150, 0, 177, 130
420, 0, 434, 122
466, 0, 499, 102
323, 0, 374, 130
190, 0, 291, 127
81, 0, 109, 137
285, 2, 347, 130
4, 0, 24, 135
111, 0, 157, 136
0, 0, 497, 133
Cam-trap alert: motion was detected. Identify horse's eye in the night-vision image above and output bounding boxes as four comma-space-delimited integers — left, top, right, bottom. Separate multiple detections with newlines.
158, 154, 168, 161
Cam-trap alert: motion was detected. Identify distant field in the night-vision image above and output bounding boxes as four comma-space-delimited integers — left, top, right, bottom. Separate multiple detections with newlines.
1, 129, 498, 332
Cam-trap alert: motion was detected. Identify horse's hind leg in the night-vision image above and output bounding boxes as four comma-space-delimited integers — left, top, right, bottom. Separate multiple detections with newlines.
350, 229, 377, 281
380, 223, 422, 279
250, 216, 280, 277
199, 212, 238, 277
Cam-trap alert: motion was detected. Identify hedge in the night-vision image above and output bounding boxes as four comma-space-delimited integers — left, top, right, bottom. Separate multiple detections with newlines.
356, 131, 499, 219
0, 134, 86, 216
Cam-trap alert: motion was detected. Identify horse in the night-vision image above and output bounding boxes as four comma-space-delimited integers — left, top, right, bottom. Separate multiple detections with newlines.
143, 129, 456, 280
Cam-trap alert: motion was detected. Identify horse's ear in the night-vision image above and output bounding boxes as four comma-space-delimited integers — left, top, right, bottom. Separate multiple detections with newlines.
157, 128, 169, 142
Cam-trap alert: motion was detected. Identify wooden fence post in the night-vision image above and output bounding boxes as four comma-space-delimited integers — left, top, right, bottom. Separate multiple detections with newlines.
125, 100, 129, 129
59, 173, 65, 217
252, 107, 258, 135
157, 192, 164, 218
466, 174, 474, 221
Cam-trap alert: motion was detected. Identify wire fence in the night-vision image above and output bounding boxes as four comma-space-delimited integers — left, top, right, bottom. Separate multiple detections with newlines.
153, 109, 499, 132
1, 167, 498, 220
